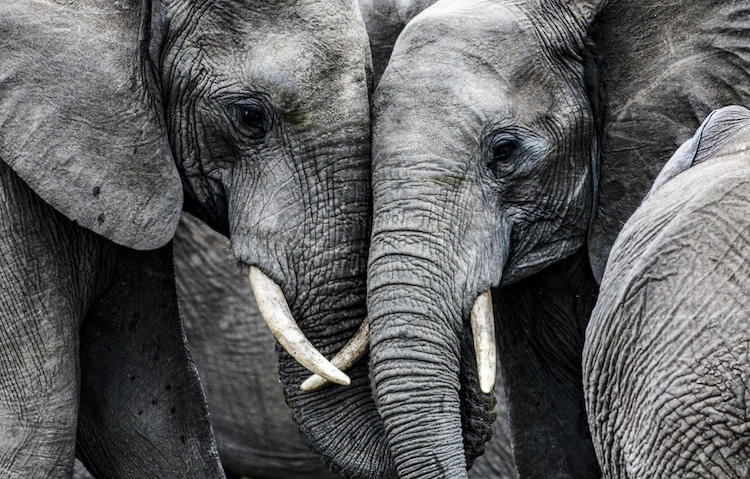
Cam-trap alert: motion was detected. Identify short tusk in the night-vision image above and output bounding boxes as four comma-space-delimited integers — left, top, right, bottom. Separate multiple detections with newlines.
248, 266, 350, 386
471, 290, 496, 394
300, 316, 370, 392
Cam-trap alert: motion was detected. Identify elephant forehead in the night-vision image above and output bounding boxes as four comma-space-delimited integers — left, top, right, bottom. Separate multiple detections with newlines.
186, 1, 369, 109
382, 3, 559, 121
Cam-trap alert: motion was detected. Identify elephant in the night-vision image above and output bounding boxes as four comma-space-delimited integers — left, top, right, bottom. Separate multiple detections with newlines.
583, 105, 750, 478
0, 0, 373, 477
155, 2, 515, 476
295, 0, 750, 478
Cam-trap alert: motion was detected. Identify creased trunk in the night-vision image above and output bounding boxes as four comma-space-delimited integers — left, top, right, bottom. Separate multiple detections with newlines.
251, 141, 396, 478
367, 189, 501, 478
369, 279, 468, 477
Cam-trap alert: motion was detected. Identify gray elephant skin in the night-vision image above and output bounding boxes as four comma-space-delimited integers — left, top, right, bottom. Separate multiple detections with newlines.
584, 105, 750, 478
165, 2, 515, 477
302, 0, 750, 478
0, 0, 373, 477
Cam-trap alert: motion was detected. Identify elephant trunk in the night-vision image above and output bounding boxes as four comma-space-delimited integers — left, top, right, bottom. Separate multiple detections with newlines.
247, 138, 395, 478
368, 282, 466, 477
367, 192, 504, 478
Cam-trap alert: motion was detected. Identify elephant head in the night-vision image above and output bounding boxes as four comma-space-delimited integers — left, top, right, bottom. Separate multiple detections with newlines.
0, 0, 383, 476
583, 105, 750, 478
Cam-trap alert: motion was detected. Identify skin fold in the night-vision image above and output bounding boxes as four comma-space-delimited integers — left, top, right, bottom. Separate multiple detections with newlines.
351, 0, 750, 478
584, 105, 750, 479
0, 0, 377, 477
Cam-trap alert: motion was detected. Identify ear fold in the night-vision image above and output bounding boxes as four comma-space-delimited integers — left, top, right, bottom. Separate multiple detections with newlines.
586, 2, 750, 283
0, 0, 182, 250
649, 105, 750, 195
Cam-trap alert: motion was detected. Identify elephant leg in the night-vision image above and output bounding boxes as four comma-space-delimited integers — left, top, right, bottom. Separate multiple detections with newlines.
75, 241, 224, 479
0, 161, 93, 478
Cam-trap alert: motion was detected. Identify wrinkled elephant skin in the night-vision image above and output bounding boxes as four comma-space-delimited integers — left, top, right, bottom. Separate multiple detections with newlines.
0, 0, 377, 477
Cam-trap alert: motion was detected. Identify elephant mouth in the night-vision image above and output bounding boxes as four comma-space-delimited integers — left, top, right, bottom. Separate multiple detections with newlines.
298, 289, 499, 397
248, 265, 371, 389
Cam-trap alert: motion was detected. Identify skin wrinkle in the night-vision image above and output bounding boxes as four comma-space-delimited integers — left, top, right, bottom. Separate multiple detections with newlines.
586, 152, 750, 477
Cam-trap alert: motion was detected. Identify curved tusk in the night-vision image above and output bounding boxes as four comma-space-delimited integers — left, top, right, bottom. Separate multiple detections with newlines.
300, 316, 370, 392
471, 290, 496, 394
248, 266, 350, 386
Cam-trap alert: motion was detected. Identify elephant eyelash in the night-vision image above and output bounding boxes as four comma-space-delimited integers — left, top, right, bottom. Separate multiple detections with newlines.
485, 135, 521, 176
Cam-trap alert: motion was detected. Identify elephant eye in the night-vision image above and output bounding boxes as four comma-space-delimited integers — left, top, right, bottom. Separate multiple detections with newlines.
487, 137, 519, 174
235, 104, 268, 140
491, 138, 518, 163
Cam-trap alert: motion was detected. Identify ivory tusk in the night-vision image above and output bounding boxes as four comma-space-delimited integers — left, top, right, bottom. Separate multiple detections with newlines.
471, 290, 496, 394
300, 316, 370, 392
248, 266, 351, 386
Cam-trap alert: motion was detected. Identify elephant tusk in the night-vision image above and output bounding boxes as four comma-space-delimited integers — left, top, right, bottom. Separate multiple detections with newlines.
471, 290, 496, 394
300, 316, 370, 392
248, 266, 351, 387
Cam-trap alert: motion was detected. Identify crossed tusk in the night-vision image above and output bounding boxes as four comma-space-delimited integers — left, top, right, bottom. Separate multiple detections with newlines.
248, 266, 351, 386
300, 316, 370, 391
471, 290, 496, 394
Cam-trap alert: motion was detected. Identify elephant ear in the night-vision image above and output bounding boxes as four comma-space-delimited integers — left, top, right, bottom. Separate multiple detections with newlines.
587, 1, 750, 282
649, 105, 750, 196
0, 0, 182, 250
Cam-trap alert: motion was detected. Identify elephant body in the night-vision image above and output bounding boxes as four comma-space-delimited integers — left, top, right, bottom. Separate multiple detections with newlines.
584, 105, 750, 478
0, 0, 375, 477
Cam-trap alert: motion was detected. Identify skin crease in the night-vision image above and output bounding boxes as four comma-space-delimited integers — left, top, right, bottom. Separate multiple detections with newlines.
0, 0, 377, 477
583, 105, 750, 479
360, 0, 750, 478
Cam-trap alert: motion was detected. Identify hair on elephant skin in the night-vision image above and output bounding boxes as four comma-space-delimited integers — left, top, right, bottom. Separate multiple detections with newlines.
341, 0, 750, 478
0, 0, 375, 477
584, 105, 750, 479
